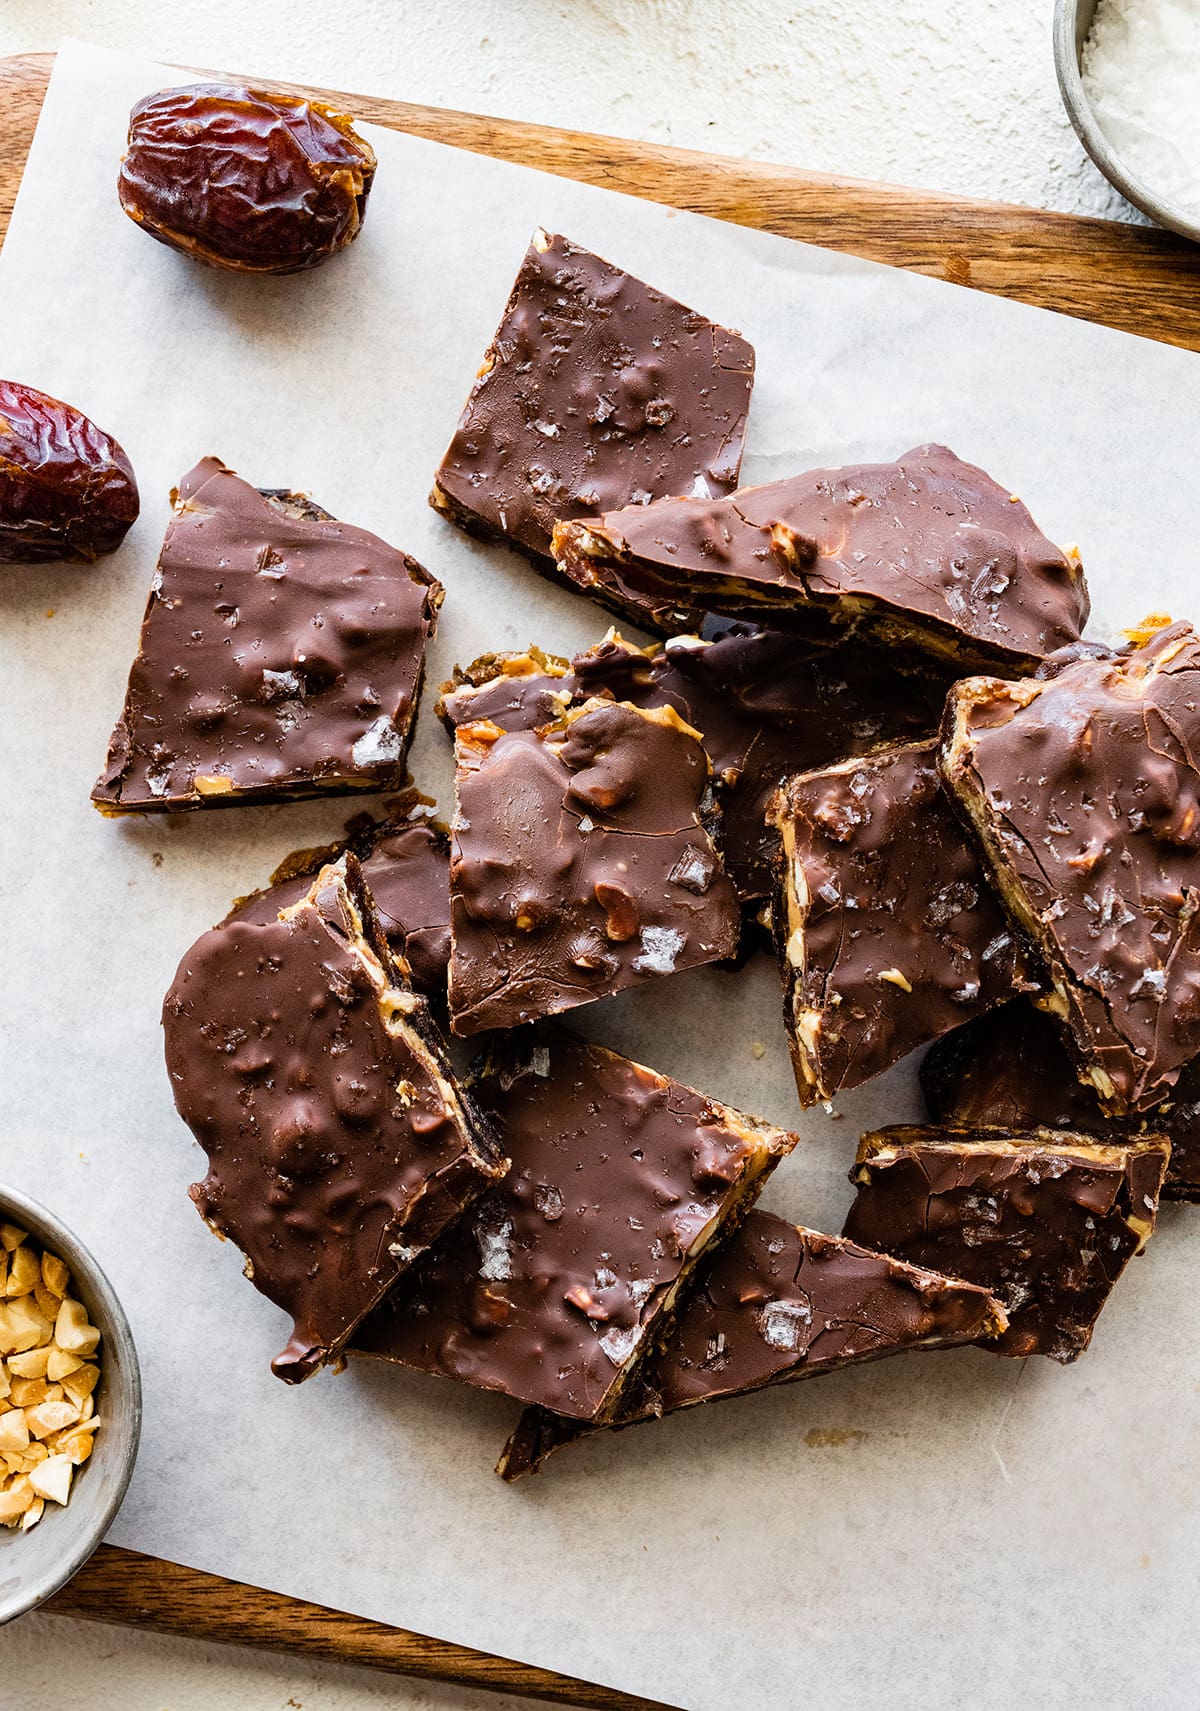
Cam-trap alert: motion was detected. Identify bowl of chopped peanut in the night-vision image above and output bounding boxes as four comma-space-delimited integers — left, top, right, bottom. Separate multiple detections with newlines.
0, 1184, 141, 1622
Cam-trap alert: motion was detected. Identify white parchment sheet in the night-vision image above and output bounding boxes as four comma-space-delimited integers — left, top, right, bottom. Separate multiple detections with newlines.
2, 40, 1199, 1710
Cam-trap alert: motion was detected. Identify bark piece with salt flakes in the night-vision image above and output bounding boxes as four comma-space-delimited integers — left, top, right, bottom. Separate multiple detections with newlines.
350, 1028, 796, 1423
769, 740, 1024, 1107
163, 857, 505, 1382
497, 1209, 1006, 1477
429, 228, 754, 635
447, 696, 742, 1036
93, 458, 440, 813
553, 444, 1089, 669
843, 1125, 1169, 1362
942, 620, 1200, 1115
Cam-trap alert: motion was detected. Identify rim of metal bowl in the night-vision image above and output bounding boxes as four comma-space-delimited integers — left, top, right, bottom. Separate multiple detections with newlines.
1053, 0, 1200, 244
0, 1182, 142, 1623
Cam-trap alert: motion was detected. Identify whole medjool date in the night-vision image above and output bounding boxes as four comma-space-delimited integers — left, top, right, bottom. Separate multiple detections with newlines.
118, 84, 377, 274
0, 380, 139, 564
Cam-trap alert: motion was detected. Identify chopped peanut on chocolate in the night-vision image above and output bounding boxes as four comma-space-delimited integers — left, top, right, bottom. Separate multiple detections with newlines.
0, 1225, 102, 1529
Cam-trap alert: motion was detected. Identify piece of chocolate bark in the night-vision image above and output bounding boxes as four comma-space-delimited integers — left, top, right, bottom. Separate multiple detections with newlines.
351, 1029, 797, 1422
553, 444, 1089, 663
93, 459, 442, 812
769, 740, 1024, 1106
920, 1000, 1200, 1202
843, 1125, 1169, 1362
941, 620, 1200, 1114
447, 696, 742, 1035
229, 797, 451, 999
430, 227, 754, 631
497, 1209, 1007, 1477
439, 627, 947, 903
163, 857, 505, 1381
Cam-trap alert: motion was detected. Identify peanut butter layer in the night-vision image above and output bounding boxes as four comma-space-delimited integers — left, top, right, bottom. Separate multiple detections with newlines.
769, 741, 1024, 1106
941, 621, 1200, 1114
351, 1029, 796, 1423
228, 800, 451, 999
93, 459, 441, 812
430, 228, 754, 633
447, 696, 742, 1035
920, 1001, 1200, 1202
843, 1124, 1169, 1363
440, 627, 946, 903
163, 857, 505, 1382
553, 444, 1088, 667
497, 1210, 1006, 1477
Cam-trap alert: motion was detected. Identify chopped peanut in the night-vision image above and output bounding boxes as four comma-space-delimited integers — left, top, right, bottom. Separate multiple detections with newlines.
0, 1225, 103, 1529
55, 1298, 100, 1357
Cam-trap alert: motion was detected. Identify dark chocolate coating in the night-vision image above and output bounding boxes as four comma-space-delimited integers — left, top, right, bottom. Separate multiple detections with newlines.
448, 698, 742, 1035
942, 621, 1200, 1114
351, 1029, 796, 1421
498, 1210, 1005, 1476
553, 444, 1089, 667
93, 459, 441, 813
440, 627, 947, 902
843, 1125, 1168, 1363
430, 229, 754, 627
770, 740, 1023, 1106
229, 810, 451, 999
163, 857, 504, 1381
920, 1000, 1200, 1202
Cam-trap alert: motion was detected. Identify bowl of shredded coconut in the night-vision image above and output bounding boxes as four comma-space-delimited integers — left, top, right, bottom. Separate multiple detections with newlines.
1055, 0, 1200, 241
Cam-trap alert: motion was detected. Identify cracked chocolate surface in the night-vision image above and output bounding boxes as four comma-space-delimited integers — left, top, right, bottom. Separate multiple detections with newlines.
941, 621, 1200, 1114
497, 1209, 1006, 1476
430, 228, 754, 632
163, 857, 504, 1382
770, 740, 1023, 1106
920, 1000, 1200, 1202
350, 1028, 796, 1422
553, 444, 1088, 666
440, 627, 947, 902
447, 696, 742, 1035
93, 458, 441, 812
229, 803, 451, 999
843, 1124, 1169, 1362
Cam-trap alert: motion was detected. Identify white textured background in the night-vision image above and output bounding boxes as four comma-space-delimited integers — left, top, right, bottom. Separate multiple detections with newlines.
0, 3, 1144, 1709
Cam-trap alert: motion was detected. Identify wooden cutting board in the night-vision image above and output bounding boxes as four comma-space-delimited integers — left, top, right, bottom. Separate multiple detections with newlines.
2, 46, 1197, 1711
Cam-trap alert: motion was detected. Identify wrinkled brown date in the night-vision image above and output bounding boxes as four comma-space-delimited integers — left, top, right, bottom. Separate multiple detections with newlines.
0, 380, 139, 565
118, 84, 377, 274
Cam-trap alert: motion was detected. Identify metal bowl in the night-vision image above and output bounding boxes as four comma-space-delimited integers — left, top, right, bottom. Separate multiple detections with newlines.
1054, 0, 1200, 244
0, 1184, 141, 1624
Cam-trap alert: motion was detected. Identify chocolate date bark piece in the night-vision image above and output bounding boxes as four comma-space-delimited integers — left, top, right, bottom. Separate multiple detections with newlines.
119, 84, 376, 273
941, 620, 1200, 1115
436, 645, 573, 734
554, 444, 1089, 668
163, 857, 505, 1383
843, 1125, 1169, 1363
229, 801, 451, 999
351, 1028, 797, 1422
920, 1001, 1200, 1202
440, 627, 947, 902
0, 379, 139, 563
769, 740, 1024, 1107
92, 458, 441, 813
430, 229, 754, 622
447, 697, 742, 1035
498, 1210, 1007, 1478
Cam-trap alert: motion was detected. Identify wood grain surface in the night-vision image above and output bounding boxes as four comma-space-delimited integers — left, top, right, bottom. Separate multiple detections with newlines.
1, 43, 1195, 1711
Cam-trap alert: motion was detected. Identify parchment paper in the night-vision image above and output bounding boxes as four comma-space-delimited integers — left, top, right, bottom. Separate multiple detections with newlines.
1, 40, 1198, 1709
